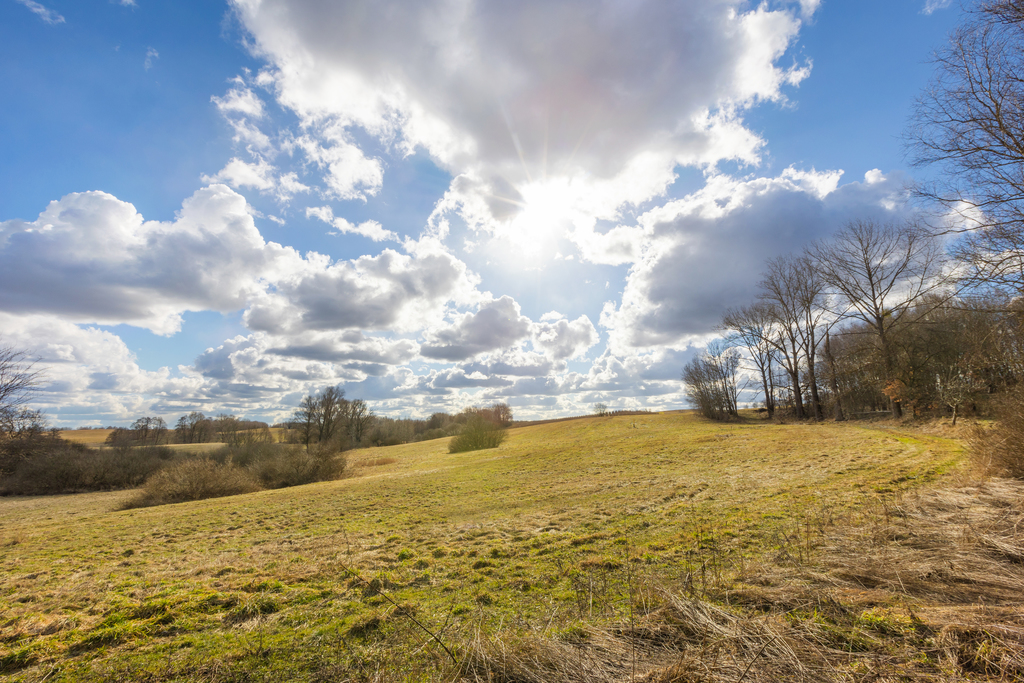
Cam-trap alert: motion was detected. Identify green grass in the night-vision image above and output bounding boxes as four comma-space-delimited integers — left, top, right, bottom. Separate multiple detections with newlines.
1, 412, 966, 680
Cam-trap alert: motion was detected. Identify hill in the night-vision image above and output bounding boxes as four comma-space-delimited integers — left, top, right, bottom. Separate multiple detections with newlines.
2, 412, 1021, 681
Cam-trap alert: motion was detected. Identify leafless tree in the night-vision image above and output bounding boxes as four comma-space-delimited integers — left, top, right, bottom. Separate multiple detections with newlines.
293, 386, 350, 448
131, 416, 169, 446
758, 255, 827, 419
907, 0, 1024, 293
682, 340, 740, 420
807, 220, 947, 417
175, 411, 212, 444
349, 399, 374, 446
0, 343, 42, 434
720, 303, 778, 418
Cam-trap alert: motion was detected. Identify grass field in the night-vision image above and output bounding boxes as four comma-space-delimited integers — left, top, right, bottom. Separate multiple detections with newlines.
58, 428, 290, 448
3, 412, 1021, 681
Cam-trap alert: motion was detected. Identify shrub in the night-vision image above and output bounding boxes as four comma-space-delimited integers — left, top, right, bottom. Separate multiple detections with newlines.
247, 443, 347, 488
969, 389, 1024, 478
122, 459, 262, 508
448, 415, 507, 453
0, 443, 175, 495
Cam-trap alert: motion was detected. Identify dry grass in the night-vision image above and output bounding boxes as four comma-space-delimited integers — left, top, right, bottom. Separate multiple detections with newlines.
3, 411, 1001, 681
458, 478, 1024, 682
58, 429, 113, 445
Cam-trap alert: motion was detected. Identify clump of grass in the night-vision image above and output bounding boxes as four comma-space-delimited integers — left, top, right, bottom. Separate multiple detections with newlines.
968, 389, 1024, 478
121, 459, 262, 508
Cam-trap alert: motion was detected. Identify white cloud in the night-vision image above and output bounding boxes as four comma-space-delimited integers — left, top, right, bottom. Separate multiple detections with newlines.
598, 168, 910, 352
212, 84, 273, 150
922, 0, 952, 15
306, 205, 396, 242
230, 0, 815, 250
203, 157, 311, 202
531, 314, 598, 361
144, 47, 159, 70
420, 296, 532, 362
15, 0, 64, 24
203, 157, 276, 191
293, 134, 384, 200
0, 185, 304, 334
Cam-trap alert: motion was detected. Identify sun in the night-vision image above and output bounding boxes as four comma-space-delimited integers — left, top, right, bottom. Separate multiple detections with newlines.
497, 178, 575, 260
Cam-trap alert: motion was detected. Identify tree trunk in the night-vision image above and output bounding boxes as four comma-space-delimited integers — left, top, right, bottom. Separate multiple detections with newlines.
825, 330, 845, 422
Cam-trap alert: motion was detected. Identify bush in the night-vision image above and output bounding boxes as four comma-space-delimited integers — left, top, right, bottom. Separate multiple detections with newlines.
448, 415, 507, 453
969, 389, 1024, 478
122, 459, 262, 509
247, 443, 347, 488
0, 443, 174, 495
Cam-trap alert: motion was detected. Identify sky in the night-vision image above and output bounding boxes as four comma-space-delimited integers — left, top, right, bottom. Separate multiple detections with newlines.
0, 0, 964, 426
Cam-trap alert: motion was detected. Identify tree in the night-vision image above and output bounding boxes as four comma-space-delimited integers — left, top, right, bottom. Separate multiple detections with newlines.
175, 411, 212, 444
593, 403, 609, 417
808, 220, 947, 417
292, 386, 350, 448
682, 341, 740, 420
907, 0, 1024, 294
721, 302, 779, 418
491, 402, 514, 427
348, 399, 374, 446
758, 255, 827, 419
130, 417, 168, 446
0, 342, 42, 436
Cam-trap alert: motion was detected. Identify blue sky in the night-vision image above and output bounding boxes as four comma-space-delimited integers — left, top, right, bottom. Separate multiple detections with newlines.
0, 0, 963, 426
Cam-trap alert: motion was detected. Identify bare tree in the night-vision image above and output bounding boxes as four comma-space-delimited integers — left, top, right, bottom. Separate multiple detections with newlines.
720, 303, 778, 418
808, 220, 947, 417
131, 417, 168, 446
0, 343, 43, 433
907, 0, 1024, 293
293, 386, 350, 448
349, 399, 374, 446
175, 411, 212, 444
682, 341, 740, 420
758, 256, 827, 419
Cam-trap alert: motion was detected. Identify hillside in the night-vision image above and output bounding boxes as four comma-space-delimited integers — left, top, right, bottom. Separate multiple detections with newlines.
2, 412, 1021, 681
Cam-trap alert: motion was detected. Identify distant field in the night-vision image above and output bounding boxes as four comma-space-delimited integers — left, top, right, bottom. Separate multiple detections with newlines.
58, 429, 113, 444
59, 427, 290, 447
5, 412, 1011, 681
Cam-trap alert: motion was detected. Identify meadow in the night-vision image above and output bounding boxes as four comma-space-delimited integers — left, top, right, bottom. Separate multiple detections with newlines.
3, 412, 1021, 681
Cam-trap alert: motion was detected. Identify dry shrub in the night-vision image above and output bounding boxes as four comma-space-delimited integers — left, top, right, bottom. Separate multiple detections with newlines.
0, 443, 173, 495
968, 389, 1024, 478
122, 459, 261, 508
247, 443, 346, 488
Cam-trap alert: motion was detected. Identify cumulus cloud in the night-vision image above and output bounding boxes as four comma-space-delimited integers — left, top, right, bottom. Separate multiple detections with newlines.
599, 168, 911, 351
203, 157, 311, 202
531, 313, 598, 361
306, 205, 396, 242
243, 247, 481, 336
0, 185, 303, 334
230, 0, 815, 244
420, 296, 532, 361
0, 185, 479, 339
212, 84, 273, 150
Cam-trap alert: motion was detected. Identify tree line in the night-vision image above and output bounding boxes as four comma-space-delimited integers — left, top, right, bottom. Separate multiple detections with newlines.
687, 219, 1023, 425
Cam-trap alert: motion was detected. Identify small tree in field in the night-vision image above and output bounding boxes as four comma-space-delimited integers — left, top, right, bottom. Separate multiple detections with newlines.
682, 342, 740, 421
593, 403, 608, 417
448, 407, 509, 453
